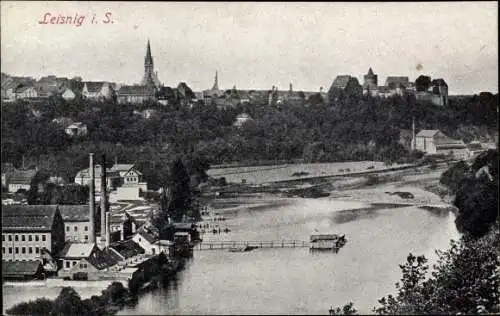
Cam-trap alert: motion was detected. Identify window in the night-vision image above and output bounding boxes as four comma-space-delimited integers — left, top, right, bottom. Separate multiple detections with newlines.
2, 247, 4, 254
8, 247, 12, 254
152, 248, 156, 255
28, 247, 32, 254
15, 247, 19, 254
8, 235, 12, 241
35, 235, 39, 241
74, 226, 78, 232
84, 226, 88, 231
2, 235, 4, 241
42, 235, 46, 241
65, 261, 70, 268
22, 247, 26, 254
35, 247, 39, 254
66, 226, 70, 232
85, 235, 88, 241
73, 261, 77, 266
15, 235, 18, 241
21, 235, 25, 241
28, 235, 32, 241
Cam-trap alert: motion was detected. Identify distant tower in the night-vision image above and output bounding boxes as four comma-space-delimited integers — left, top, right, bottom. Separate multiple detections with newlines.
212, 71, 219, 90
363, 67, 378, 94
142, 40, 160, 87
289, 82, 293, 92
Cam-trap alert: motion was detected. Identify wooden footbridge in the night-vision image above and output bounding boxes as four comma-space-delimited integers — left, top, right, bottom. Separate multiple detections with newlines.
194, 240, 310, 251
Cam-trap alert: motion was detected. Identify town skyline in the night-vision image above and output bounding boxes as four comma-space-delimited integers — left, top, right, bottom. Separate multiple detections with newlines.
1, 1, 497, 95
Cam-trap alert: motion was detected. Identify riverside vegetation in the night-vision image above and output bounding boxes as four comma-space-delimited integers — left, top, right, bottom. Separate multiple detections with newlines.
332, 149, 499, 315
5, 253, 184, 316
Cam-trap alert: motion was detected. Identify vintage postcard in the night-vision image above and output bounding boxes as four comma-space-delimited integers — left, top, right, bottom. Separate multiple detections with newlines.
1, 1, 498, 315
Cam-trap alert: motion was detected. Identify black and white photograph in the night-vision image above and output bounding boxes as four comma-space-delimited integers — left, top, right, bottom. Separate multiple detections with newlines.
1, 1, 498, 315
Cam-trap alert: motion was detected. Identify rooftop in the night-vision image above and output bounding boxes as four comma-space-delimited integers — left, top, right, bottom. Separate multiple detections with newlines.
2, 260, 43, 277
416, 129, 442, 138
59, 205, 89, 222
2, 205, 59, 231
58, 242, 96, 258
110, 239, 145, 259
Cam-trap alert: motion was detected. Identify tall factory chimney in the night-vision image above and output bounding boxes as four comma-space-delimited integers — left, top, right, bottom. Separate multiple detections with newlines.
100, 154, 108, 240
105, 212, 111, 248
88, 153, 96, 243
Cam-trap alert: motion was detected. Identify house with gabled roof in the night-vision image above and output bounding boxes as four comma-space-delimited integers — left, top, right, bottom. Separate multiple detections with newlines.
59, 205, 95, 243
414, 129, 468, 159
56, 242, 119, 280
7, 168, 38, 193
2, 205, 65, 262
82, 81, 113, 100
15, 85, 38, 99
2, 260, 45, 280
116, 85, 156, 104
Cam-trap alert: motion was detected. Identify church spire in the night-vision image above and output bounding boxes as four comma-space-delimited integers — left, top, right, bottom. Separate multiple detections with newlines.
145, 39, 153, 64
367, 67, 374, 76
212, 70, 219, 90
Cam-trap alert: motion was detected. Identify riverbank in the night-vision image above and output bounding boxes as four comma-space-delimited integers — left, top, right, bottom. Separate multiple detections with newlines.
3, 255, 186, 316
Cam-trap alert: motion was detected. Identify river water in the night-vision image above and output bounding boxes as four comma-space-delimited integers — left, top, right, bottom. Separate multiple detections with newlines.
118, 197, 459, 315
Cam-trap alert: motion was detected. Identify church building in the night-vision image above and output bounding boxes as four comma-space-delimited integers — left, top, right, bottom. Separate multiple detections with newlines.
117, 40, 161, 104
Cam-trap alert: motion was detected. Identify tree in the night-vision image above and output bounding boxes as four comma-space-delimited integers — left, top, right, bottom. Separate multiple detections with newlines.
415, 75, 431, 92
167, 158, 192, 222
50, 287, 89, 316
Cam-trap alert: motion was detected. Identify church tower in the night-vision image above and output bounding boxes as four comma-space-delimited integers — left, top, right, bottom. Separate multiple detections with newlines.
363, 67, 378, 95
142, 40, 160, 87
212, 70, 219, 90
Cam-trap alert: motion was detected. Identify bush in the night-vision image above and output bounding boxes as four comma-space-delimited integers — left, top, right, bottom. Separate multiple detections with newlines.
6, 298, 53, 315
439, 160, 469, 193
373, 232, 500, 315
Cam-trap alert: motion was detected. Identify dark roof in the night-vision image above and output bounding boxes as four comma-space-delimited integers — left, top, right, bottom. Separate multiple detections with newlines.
333, 76, 351, 88
87, 248, 119, 270
84, 82, 106, 93
59, 205, 89, 222
367, 68, 375, 76
102, 248, 123, 263
385, 76, 409, 88
15, 85, 36, 93
431, 79, 447, 87
331, 75, 352, 89
136, 226, 158, 244
110, 239, 145, 259
117, 85, 155, 96
9, 169, 37, 185
2, 205, 59, 231
2, 260, 43, 277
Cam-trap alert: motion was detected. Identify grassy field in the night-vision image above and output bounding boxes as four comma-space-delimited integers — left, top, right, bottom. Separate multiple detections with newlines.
207, 161, 411, 185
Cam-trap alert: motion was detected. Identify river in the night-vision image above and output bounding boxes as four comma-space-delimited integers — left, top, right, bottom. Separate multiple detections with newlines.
118, 197, 459, 315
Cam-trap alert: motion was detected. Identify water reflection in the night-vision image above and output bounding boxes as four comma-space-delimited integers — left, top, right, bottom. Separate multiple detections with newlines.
118, 198, 459, 315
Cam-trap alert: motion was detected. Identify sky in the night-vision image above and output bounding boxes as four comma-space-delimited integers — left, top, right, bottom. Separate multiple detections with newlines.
1, 1, 497, 94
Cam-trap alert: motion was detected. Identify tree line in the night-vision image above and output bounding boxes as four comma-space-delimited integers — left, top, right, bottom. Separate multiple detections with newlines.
1, 91, 497, 190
